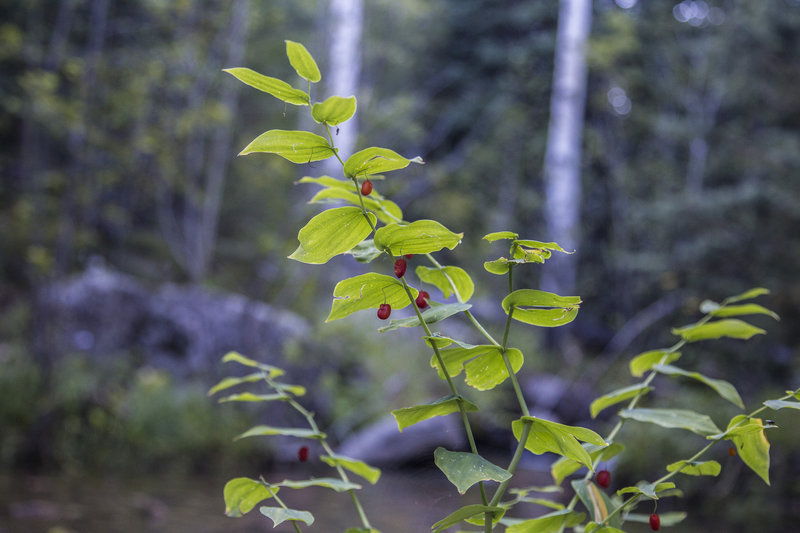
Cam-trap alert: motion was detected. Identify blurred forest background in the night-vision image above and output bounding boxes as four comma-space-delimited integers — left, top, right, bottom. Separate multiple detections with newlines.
1, 0, 799, 531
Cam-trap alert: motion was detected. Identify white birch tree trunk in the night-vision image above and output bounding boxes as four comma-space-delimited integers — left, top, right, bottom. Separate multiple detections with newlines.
541, 0, 592, 298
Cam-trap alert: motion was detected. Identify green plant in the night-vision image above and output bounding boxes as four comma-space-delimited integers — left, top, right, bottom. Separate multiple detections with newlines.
210, 41, 798, 532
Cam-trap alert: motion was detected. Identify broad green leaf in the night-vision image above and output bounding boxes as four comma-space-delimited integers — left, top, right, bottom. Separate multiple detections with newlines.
464, 347, 524, 391
221, 352, 284, 377
374, 220, 462, 255
343, 147, 422, 178
430, 344, 507, 381
513, 239, 571, 254
276, 478, 361, 492
483, 231, 518, 241
327, 273, 416, 322
510, 245, 550, 264
377, 302, 471, 333
728, 415, 771, 484
618, 408, 721, 436
392, 395, 478, 432
501, 289, 581, 328
666, 460, 721, 476
710, 303, 779, 320
297, 175, 352, 189
431, 504, 504, 533
571, 479, 621, 528
259, 506, 314, 527
312, 95, 356, 125
513, 417, 606, 469
551, 443, 624, 485
504, 509, 585, 533
617, 481, 675, 499
347, 239, 384, 263
207, 372, 264, 396
234, 425, 325, 441
629, 350, 681, 377
285, 40, 321, 83
434, 447, 511, 494
590, 383, 652, 418
654, 364, 744, 408
416, 265, 475, 301
239, 129, 334, 163
321, 454, 381, 484
484, 257, 513, 275
271, 382, 306, 396
223, 68, 309, 105
223, 477, 277, 517
218, 392, 289, 403
308, 186, 402, 224
723, 287, 769, 304
671, 319, 766, 342
764, 399, 800, 410
289, 207, 375, 264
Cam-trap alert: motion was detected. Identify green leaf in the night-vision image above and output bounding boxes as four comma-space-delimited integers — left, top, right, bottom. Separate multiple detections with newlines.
223, 477, 277, 517
347, 239, 384, 263
297, 175, 352, 189
207, 372, 264, 396
374, 220, 462, 255
624, 511, 686, 527
504, 509, 585, 533
308, 186, 402, 224
654, 364, 744, 408
551, 443, 624, 485
377, 302, 471, 333
289, 207, 375, 264
618, 408, 721, 436
344, 529, 381, 533
501, 289, 581, 328
312, 95, 356, 125
276, 478, 361, 492
764, 399, 800, 410
343, 147, 422, 178
391, 395, 478, 432
483, 231, 518, 241
710, 303, 779, 320
327, 273, 415, 322
723, 287, 769, 304
464, 347, 524, 391
431, 504, 504, 533
629, 350, 681, 378
571, 479, 621, 528
585, 526, 626, 533
590, 383, 652, 418
434, 447, 511, 495
259, 506, 314, 527
321, 454, 381, 485
285, 40, 321, 82
271, 382, 306, 396
666, 460, 721, 476
728, 415, 771, 485
223, 68, 309, 105
234, 425, 325, 441
513, 417, 607, 469
484, 257, 513, 275
221, 352, 284, 377
617, 481, 675, 499
671, 319, 766, 342
415, 266, 475, 301
239, 129, 334, 163
513, 239, 571, 254
218, 392, 289, 403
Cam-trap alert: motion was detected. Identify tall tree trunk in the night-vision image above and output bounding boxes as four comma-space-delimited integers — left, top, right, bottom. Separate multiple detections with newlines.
541, 0, 592, 298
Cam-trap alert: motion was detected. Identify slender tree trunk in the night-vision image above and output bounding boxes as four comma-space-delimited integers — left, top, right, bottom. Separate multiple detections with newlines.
541, 0, 592, 298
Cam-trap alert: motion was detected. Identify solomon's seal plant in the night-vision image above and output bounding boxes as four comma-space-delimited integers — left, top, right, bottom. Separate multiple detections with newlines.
208, 40, 798, 532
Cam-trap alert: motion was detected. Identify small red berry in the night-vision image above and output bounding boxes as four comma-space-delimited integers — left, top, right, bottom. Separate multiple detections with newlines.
394, 258, 407, 278
649, 513, 660, 531
596, 469, 610, 488
298, 445, 309, 462
360, 179, 373, 196
377, 303, 391, 320
404, 254, 414, 259
415, 291, 430, 309
728, 446, 736, 456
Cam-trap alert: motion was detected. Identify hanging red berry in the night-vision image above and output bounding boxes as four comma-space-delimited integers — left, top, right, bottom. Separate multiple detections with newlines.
394, 258, 407, 278
298, 445, 309, 462
415, 291, 430, 309
596, 469, 610, 488
649, 513, 661, 531
728, 446, 736, 456
377, 304, 392, 320
360, 179, 373, 196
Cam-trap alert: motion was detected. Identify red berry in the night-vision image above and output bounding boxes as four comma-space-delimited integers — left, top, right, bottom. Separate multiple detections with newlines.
394, 258, 407, 278
298, 445, 309, 462
728, 446, 736, 456
404, 254, 414, 259
360, 179, 373, 196
377, 303, 391, 320
649, 513, 660, 531
596, 469, 610, 488
415, 291, 430, 309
